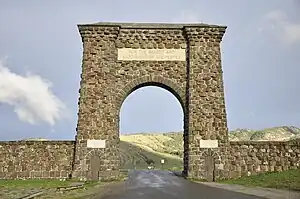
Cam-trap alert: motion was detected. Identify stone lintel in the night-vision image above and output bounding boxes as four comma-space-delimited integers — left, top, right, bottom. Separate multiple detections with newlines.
78, 22, 226, 29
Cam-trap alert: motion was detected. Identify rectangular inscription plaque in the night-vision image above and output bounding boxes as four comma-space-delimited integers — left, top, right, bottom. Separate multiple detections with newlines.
200, 140, 219, 148
87, 139, 106, 148
117, 48, 186, 61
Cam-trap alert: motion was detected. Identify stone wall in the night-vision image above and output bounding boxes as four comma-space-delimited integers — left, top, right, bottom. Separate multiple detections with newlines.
228, 138, 300, 178
0, 138, 299, 180
0, 141, 75, 179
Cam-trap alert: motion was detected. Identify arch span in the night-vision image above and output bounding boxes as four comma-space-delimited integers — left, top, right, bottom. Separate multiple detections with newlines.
115, 75, 186, 114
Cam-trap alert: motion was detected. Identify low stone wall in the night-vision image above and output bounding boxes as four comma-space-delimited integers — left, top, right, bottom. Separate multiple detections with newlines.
0, 141, 75, 179
1, 138, 300, 180
228, 138, 300, 178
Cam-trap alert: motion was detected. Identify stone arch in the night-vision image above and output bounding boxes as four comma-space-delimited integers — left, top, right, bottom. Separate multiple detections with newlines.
74, 22, 229, 182
115, 75, 186, 114
115, 75, 187, 172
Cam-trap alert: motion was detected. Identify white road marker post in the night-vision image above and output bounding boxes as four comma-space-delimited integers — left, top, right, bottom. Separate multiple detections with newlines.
161, 159, 165, 170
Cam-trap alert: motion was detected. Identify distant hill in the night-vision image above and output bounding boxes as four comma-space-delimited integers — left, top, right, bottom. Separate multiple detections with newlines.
120, 132, 184, 158
228, 126, 300, 141
19, 126, 300, 170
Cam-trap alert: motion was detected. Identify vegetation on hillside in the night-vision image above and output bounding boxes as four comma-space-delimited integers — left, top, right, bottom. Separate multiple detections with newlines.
228, 126, 300, 141
120, 132, 184, 158
119, 141, 182, 170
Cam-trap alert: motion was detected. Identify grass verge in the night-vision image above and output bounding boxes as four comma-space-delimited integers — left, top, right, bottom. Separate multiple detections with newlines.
0, 179, 99, 189
0, 179, 71, 188
219, 168, 300, 191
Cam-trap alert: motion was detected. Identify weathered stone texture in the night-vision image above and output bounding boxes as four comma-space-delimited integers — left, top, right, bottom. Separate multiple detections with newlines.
184, 26, 229, 179
74, 22, 229, 181
228, 139, 300, 178
0, 141, 75, 179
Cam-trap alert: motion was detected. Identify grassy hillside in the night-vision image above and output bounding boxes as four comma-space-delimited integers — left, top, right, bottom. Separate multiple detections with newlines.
229, 126, 300, 141
119, 141, 182, 170
120, 132, 184, 158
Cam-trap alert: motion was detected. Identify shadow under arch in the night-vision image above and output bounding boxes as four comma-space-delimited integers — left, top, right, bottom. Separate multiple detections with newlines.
115, 75, 186, 114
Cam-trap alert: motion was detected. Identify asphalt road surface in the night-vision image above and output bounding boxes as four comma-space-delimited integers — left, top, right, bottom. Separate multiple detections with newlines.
98, 170, 266, 199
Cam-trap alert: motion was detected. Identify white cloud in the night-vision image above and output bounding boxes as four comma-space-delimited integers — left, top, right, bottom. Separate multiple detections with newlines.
0, 58, 67, 126
261, 10, 300, 45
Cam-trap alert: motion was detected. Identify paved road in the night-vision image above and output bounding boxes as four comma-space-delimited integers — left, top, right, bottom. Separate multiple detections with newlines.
98, 170, 266, 199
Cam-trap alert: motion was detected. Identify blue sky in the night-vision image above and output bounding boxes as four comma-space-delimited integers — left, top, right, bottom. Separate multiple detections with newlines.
0, 0, 300, 140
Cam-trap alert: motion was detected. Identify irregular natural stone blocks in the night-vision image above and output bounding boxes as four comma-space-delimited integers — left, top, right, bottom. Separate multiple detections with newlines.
74, 22, 229, 181
0, 141, 74, 179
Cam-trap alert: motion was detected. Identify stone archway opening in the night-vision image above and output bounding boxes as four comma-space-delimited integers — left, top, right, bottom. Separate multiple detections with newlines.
118, 84, 186, 172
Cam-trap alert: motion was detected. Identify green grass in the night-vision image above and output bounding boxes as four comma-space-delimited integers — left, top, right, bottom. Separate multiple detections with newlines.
168, 166, 183, 171
0, 179, 99, 189
0, 179, 70, 188
219, 169, 300, 191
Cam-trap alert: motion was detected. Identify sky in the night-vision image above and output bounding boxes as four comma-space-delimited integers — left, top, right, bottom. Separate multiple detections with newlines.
0, 0, 300, 140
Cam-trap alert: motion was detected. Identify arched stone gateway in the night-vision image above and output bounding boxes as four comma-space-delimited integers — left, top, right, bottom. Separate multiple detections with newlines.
73, 22, 229, 181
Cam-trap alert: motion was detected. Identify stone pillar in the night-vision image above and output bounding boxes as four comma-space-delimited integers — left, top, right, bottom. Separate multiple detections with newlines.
72, 25, 121, 180
183, 26, 230, 180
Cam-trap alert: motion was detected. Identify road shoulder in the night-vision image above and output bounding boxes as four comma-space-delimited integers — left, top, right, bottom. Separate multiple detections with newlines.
195, 182, 300, 199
